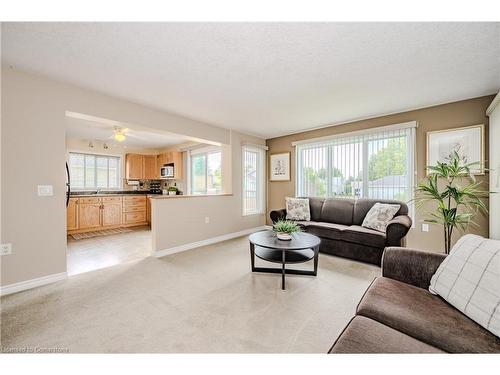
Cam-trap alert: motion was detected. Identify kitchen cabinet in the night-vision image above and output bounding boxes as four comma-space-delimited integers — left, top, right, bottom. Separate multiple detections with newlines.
126, 153, 160, 180
157, 151, 183, 180
78, 200, 102, 230
67, 195, 148, 234
122, 196, 147, 226
125, 153, 144, 180
67, 198, 79, 231
143, 155, 157, 180
146, 196, 152, 224
101, 197, 122, 227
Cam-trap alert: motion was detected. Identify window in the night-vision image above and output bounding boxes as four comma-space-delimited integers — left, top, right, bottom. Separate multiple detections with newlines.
189, 148, 222, 195
68, 152, 120, 190
296, 123, 415, 205
242, 146, 265, 215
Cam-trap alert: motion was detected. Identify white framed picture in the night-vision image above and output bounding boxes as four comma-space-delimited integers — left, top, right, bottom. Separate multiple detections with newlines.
270, 152, 290, 181
426, 124, 484, 175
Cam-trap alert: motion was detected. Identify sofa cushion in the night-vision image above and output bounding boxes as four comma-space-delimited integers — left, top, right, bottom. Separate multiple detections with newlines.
320, 198, 354, 225
357, 277, 500, 353
285, 197, 310, 221
342, 225, 386, 248
429, 234, 500, 338
329, 316, 444, 353
361, 203, 400, 233
306, 197, 325, 222
353, 198, 408, 225
301, 221, 348, 241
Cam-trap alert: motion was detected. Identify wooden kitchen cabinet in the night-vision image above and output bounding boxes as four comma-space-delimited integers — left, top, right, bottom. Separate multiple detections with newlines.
125, 153, 144, 180
67, 195, 149, 234
157, 151, 183, 180
78, 202, 102, 230
146, 196, 152, 224
101, 197, 122, 227
143, 155, 157, 180
67, 198, 79, 231
122, 195, 147, 226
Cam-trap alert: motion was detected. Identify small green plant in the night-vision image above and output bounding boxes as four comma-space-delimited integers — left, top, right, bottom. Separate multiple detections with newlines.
415, 150, 488, 254
272, 219, 301, 234
168, 186, 177, 192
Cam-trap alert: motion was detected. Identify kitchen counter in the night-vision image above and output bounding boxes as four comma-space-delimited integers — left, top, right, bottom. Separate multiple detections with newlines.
150, 193, 233, 199
70, 191, 161, 197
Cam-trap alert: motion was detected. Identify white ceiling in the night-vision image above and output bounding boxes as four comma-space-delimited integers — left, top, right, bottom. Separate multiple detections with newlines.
65, 116, 191, 149
3, 22, 499, 139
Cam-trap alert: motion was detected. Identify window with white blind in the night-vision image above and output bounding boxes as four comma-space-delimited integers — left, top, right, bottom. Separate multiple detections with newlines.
295, 123, 416, 205
242, 145, 266, 215
189, 147, 222, 195
68, 152, 120, 190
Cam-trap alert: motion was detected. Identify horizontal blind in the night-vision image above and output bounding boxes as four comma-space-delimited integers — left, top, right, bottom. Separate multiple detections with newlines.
296, 127, 415, 206
69, 152, 120, 190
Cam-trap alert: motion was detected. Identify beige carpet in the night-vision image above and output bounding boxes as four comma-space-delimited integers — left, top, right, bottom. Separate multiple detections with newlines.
1, 236, 380, 353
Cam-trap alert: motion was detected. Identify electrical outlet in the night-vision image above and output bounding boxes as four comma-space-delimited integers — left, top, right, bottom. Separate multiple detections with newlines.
37, 185, 53, 196
205, 216, 210, 224
422, 223, 429, 232
1, 243, 12, 256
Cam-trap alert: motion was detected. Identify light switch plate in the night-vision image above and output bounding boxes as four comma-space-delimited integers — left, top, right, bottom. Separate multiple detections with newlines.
422, 223, 429, 232
205, 216, 210, 224
1, 243, 12, 256
37, 185, 53, 196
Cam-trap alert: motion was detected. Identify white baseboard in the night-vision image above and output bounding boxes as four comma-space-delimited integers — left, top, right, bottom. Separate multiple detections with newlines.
155, 226, 268, 258
0, 272, 67, 296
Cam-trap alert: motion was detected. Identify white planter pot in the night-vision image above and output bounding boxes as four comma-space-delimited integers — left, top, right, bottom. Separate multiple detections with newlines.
276, 232, 292, 241
168, 191, 176, 195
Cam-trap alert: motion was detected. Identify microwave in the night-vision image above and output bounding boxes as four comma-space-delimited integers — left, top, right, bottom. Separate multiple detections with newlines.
160, 164, 174, 179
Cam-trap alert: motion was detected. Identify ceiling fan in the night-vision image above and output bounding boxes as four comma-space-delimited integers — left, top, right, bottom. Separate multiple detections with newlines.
109, 127, 129, 142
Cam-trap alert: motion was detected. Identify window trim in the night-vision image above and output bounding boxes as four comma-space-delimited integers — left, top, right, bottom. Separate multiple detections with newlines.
242, 145, 266, 216
188, 146, 223, 195
67, 150, 122, 191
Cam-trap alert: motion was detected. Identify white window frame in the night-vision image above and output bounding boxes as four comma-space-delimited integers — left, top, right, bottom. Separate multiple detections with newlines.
294, 122, 417, 220
68, 151, 122, 191
242, 145, 266, 216
187, 145, 223, 195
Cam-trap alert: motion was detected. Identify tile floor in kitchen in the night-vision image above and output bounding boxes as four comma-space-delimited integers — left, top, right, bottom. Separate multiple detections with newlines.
66, 226, 152, 276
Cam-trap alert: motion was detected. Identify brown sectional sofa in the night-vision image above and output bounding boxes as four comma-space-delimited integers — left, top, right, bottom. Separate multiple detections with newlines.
270, 197, 412, 265
329, 247, 500, 353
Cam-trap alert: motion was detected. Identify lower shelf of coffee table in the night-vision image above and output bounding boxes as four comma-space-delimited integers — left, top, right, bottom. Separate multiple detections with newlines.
254, 246, 315, 264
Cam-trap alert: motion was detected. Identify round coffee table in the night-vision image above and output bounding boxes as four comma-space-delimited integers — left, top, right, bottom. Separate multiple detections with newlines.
248, 230, 321, 290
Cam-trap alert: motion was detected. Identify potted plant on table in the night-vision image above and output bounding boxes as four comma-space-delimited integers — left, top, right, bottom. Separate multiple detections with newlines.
415, 150, 489, 254
272, 219, 301, 241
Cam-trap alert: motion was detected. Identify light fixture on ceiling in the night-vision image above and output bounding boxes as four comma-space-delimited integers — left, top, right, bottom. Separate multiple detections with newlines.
114, 128, 126, 142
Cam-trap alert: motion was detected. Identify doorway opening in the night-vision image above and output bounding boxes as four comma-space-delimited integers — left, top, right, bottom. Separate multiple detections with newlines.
64, 112, 197, 276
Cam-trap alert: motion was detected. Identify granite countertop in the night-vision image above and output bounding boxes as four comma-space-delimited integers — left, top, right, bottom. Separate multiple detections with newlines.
150, 193, 232, 199
70, 191, 162, 197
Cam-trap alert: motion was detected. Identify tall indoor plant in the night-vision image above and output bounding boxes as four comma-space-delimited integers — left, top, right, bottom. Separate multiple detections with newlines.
415, 151, 488, 254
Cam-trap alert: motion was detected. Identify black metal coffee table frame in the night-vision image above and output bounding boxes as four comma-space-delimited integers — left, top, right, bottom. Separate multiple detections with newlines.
249, 231, 321, 290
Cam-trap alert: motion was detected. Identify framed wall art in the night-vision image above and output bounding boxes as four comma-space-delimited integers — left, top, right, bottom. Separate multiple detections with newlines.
426, 124, 484, 175
269, 152, 290, 181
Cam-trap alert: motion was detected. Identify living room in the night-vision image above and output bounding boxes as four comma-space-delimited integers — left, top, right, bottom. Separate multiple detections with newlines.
1, 2, 500, 374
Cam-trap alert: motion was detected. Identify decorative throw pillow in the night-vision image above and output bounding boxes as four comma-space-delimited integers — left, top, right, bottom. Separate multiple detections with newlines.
429, 234, 500, 338
361, 202, 400, 232
285, 197, 311, 221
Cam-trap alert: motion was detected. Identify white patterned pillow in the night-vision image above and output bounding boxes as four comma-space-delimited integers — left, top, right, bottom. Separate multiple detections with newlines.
361, 203, 400, 232
285, 197, 310, 221
429, 234, 500, 337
